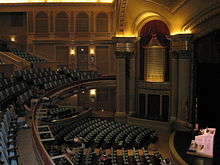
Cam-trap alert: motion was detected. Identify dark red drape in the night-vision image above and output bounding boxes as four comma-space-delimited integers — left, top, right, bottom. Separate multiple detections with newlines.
140, 20, 170, 47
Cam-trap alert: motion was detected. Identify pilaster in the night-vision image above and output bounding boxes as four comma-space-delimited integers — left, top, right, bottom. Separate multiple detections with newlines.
113, 37, 139, 122
169, 34, 193, 122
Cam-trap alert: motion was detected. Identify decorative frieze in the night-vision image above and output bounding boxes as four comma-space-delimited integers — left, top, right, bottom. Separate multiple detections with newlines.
138, 81, 170, 90
171, 50, 191, 59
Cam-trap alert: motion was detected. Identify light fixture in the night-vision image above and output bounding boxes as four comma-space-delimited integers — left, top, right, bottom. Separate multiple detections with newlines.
70, 48, 75, 56
90, 49, 94, 55
9, 35, 16, 42
89, 89, 96, 96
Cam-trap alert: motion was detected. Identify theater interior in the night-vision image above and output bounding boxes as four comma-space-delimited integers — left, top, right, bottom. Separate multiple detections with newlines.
0, 0, 220, 165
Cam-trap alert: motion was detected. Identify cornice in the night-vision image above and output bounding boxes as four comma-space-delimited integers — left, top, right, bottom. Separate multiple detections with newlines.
112, 37, 139, 43
0, 2, 113, 7
183, 3, 220, 32
168, 34, 193, 41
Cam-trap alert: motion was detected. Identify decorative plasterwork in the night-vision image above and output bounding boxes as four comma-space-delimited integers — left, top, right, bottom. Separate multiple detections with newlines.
183, 4, 220, 32
144, 0, 186, 13
118, 0, 128, 32
138, 81, 171, 91
171, 50, 191, 59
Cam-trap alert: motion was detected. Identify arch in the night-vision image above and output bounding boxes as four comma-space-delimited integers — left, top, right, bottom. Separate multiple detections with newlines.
139, 20, 170, 82
55, 11, 68, 33
35, 11, 48, 33
140, 20, 170, 46
75, 12, 89, 32
96, 12, 108, 32
132, 11, 173, 37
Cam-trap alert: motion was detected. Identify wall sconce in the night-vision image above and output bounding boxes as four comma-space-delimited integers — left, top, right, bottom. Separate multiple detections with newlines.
90, 89, 96, 96
90, 49, 94, 55
9, 35, 16, 42
70, 48, 75, 56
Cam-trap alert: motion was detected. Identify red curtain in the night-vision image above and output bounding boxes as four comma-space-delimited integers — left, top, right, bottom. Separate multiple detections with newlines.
140, 20, 170, 47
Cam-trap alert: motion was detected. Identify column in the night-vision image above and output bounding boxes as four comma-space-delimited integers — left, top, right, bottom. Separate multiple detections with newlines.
128, 52, 136, 115
113, 37, 138, 122
115, 51, 127, 121
169, 34, 193, 122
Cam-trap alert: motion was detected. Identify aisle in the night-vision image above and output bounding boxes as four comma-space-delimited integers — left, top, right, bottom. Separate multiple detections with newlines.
16, 112, 39, 165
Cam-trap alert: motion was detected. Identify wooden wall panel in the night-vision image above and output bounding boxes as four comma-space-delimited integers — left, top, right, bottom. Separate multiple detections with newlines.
34, 43, 54, 59
56, 46, 69, 66
50, 11, 53, 32
96, 46, 109, 75
28, 11, 33, 33
70, 11, 74, 32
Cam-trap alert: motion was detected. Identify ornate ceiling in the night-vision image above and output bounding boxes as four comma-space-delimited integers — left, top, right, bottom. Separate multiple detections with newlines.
147, 0, 186, 12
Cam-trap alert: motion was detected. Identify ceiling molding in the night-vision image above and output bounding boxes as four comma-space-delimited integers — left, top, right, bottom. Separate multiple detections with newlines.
183, 3, 220, 32
143, 0, 186, 13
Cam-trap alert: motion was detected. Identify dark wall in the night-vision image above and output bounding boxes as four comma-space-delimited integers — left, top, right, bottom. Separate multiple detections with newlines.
195, 30, 220, 129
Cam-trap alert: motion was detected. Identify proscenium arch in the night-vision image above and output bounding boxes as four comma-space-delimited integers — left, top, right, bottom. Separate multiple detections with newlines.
132, 11, 173, 37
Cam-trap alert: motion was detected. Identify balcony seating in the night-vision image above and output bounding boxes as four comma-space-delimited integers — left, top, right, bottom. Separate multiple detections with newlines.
8, 48, 46, 63
42, 107, 77, 122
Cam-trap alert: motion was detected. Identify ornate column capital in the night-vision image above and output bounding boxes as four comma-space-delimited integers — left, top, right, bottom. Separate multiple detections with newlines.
171, 50, 192, 59
168, 34, 193, 59
113, 37, 140, 59
168, 34, 193, 42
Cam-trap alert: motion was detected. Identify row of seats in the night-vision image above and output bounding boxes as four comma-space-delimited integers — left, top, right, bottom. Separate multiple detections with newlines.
0, 82, 28, 103
0, 73, 4, 79
84, 147, 94, 165
23, 71, 59, 82
33, 75, 66, 87
43, 77, 73, 91
9, 48, 46, 63
0, 77, 17, 90
13, 68, 52, 78
52, 118, 93, 142
111, 147, 117, 165
16, 90, 33, 106
0, 110, 19, 165
133, 147, 142, 165
51, 117, 157, 149
58, 68, 99, 81
42, 107, 77, 122
72, 147, 83, 165
62, 146, 165, 165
